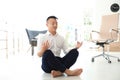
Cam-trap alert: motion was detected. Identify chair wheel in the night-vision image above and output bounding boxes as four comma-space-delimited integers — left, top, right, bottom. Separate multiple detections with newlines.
108, 60, 111, 63
118, 59, 120, 62
92, 58, 94, 62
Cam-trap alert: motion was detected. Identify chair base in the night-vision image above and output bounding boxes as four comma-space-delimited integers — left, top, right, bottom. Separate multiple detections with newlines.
92, 41, 120, 63
92, 52, 120, 63
26, 46, 34, 56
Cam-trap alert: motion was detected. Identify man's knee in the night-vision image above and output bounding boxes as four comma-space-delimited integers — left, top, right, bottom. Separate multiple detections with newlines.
42, 50, 54, 59
70, 48, 79, 55
43, 50, 52, 55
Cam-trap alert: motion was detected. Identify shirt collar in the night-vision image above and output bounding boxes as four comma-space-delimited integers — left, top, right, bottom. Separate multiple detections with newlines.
46, 31, 58, 36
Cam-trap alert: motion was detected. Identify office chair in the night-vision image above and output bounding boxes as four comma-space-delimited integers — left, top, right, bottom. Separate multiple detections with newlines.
91, 37, 120, 63
26, 28, 47, 56
90, 13, 120, 63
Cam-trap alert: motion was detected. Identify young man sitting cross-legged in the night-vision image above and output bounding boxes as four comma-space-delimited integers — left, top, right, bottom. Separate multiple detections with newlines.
37, 16, 83, 77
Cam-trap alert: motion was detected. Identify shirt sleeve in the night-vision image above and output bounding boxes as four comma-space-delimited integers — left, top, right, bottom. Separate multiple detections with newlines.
37, 34, 44, 51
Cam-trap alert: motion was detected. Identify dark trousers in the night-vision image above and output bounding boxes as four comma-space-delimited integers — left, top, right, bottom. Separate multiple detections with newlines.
41, 48, 79, 73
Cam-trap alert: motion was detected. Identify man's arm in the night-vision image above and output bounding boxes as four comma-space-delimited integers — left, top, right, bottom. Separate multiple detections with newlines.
37, 48, 46, 57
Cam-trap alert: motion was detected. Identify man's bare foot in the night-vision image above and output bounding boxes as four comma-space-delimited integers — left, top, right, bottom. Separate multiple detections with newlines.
65, 68, 83, 76
51, 70, 62, 77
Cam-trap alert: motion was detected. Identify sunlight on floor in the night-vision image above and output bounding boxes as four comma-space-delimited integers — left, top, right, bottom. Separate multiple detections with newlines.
0, 42, 120, 80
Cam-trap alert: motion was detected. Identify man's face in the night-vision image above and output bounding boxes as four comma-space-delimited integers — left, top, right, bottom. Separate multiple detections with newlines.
46, 18, 58, 32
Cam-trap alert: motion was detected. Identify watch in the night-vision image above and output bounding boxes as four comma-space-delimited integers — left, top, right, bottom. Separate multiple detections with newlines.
110, 3, 119, 12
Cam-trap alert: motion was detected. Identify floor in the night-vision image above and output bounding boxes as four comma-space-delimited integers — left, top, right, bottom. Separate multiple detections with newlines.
0, 46, 120, 80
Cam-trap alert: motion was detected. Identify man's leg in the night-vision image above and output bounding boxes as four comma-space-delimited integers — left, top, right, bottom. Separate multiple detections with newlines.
62, 48, 79, 69
41, 50, 66, 73
42, 49, 83, 77
61, 48, 83, 76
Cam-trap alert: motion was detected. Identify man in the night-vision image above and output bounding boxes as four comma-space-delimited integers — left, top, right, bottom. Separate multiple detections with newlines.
37, 16, 83, 77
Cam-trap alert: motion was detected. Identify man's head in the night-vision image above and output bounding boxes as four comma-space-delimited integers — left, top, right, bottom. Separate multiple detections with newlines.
46, 16, 58, 35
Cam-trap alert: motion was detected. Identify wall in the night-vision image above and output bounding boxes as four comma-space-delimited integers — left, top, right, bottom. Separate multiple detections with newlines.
0, 0, 120, 56
93, 0, 120, 29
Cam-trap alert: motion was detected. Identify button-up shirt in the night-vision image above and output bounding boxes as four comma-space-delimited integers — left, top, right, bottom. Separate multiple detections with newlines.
37, 31, 72, 57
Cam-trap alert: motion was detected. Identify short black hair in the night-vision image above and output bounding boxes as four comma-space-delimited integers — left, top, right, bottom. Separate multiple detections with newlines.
46, 16, 58, 21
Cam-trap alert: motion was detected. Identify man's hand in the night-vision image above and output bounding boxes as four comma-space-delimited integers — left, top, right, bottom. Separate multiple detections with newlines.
41, 40, 50, 51
37, 40, 50, 57
76, 41, 83, 49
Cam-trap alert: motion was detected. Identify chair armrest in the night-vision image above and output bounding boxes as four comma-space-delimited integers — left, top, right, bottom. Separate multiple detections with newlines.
89, 30, 100, 42
111, 28, 120, 33
111, 29, 119, 33
91, 30, 100, 34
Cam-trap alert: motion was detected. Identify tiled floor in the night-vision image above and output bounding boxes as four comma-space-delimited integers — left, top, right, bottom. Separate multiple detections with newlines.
0, 47, 120, 80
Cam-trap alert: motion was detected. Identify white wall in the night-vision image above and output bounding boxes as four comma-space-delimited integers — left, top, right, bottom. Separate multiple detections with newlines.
0, 0, 96, 55
0, 0, 119, 55
0, 0, 119, 30
93, 0, 120, 29
96, 0, 120, 15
